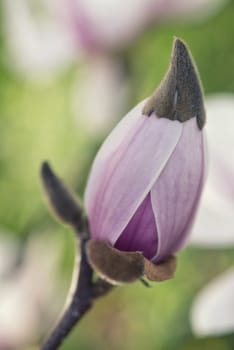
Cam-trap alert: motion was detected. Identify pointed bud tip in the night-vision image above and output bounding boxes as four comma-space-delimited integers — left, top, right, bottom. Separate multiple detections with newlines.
41, 161, 53, 182
40, 161, 84, 229
142, 38, 206, 129
172, 38, 193, 66
173, 37, 187, 54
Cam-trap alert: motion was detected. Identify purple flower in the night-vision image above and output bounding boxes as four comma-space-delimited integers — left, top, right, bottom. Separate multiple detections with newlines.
85, 39, 207, 264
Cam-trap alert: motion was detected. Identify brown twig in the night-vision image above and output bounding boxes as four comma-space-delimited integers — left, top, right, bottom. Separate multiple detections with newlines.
40, 162, 113, 350
41, 237, 91, 350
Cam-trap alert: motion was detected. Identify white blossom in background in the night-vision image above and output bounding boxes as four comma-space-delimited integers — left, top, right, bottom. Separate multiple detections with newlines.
0, 232, 64, 349
0, 231, 18, 280
191, 268, 234, 336
190, 95, 234, 337
149, 0, 229, 23
60, 0, 155, 52
2, 0, 228, 74
1, 0, 229, 134
190, 95, 234, 247
59, 0, 229, 52
72, 56, 130, 136
1, 0, 78, 80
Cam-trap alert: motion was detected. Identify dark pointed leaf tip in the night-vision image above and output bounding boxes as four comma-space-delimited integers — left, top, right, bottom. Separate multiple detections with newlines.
41, 161, 51, 174
41, 161, 54, 182
142, 38, 206, 129
40, 161, 84, 229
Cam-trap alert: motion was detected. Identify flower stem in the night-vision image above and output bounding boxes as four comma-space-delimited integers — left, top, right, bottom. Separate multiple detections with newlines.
40, 162, 113, 350
41, 232, 113, 350
41, 236, 92, 350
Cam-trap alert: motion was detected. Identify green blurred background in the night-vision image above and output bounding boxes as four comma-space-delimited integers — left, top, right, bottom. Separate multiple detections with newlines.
0, 0, 234, 349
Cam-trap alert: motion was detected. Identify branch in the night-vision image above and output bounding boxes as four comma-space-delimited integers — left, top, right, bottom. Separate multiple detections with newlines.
41, 236, 92, 350
40, 162, 113, 350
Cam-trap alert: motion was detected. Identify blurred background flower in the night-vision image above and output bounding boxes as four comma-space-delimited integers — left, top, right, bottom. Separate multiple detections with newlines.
1, 0, 77, 81
0, 231, 66, 349
190, 95, 234, 247
189, 96, 234, 337
0, 0, 234, 349
191, 267, 234, 337
1, 0, 230, 136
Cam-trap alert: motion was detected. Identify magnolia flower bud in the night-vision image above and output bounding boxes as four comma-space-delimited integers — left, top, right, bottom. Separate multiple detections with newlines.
85, 39, 207, 283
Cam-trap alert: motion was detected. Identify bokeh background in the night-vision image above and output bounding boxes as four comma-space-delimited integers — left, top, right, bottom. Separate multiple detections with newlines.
0, 0, 234, 349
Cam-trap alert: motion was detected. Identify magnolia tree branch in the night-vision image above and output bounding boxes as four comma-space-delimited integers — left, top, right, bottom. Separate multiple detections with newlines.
40, 162, 113, 350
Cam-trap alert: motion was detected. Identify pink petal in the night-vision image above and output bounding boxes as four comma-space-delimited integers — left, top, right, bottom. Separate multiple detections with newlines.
62, 0, 100, 53
85, 100, 183, 244
151, 118, 206, 262
114, 193, 158, 259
